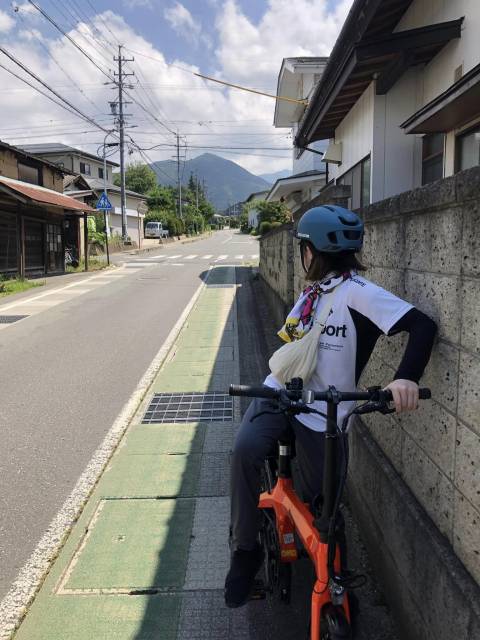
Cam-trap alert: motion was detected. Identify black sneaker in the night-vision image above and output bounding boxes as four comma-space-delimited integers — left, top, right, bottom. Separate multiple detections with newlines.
224, 545, 264, 608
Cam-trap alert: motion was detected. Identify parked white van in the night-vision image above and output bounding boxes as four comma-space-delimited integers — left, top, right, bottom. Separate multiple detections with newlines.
144, 221, 169, 239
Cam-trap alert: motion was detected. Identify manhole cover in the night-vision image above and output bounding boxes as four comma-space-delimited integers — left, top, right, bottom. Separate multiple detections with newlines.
142, 392, 233, 423
0, 315, 28, 324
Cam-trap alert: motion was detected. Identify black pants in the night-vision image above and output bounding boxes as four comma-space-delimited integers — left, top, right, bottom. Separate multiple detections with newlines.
230, 396, 345, 552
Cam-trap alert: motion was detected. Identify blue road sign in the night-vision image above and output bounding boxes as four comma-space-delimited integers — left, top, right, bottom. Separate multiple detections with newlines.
96, 191, 113, 210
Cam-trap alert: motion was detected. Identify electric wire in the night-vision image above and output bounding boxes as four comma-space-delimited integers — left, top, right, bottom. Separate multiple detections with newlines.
13, 4, 104, 116
0, 46, 111, 133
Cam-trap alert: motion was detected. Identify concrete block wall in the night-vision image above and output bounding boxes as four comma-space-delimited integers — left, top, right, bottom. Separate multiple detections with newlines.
259, 222, 294, 309
359, 167, 480, 585
258, 169, 480, 638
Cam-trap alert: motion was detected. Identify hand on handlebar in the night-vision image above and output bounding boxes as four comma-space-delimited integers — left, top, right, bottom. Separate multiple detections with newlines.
383, 379, 419, 413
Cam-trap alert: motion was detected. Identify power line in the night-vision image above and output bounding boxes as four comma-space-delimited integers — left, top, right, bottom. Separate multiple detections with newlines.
0, 46, 111, 133
13, 4, 104, 115
28, 0, 113, 81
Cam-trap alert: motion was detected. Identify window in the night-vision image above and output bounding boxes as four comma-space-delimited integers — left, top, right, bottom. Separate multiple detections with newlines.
18, 162, 40, 185
80, 162, 91, 175
337, 155, 371, 209
98, 167, 104, 179
422, 133, 444, 185
456, 125, 480, 172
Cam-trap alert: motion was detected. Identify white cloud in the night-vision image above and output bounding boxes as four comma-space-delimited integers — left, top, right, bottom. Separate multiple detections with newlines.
122, 0, 153, 9
215, 0, 353, 86
0, 2, 352, 176
0, 10, 14, 32
164, 2, 211, 49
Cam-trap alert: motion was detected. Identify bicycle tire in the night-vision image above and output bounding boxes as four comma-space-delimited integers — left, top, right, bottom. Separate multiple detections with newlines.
320, 604, 352, 640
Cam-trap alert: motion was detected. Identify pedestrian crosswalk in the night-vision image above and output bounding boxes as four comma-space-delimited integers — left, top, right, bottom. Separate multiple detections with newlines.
126, 253, 259, 268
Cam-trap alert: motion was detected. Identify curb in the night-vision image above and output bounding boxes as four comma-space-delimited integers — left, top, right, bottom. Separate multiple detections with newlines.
0, 268, 212, 640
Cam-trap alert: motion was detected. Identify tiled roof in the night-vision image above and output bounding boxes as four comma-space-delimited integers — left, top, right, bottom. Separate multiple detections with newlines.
0, 176, 94, 212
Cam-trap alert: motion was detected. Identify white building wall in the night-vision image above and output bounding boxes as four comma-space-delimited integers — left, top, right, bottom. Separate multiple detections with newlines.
372, 69, 424, 201
396, 0, 480, 176
331, 82, 375, 182
396, 0, 480, 104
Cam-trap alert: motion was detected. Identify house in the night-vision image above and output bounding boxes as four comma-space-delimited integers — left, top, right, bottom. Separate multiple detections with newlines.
274, 57, 329, 174
265, 170, 326, 218
295, 0, 476, 208
19, 144, 147, 246
0, 140, 92, 278
270, 58, 328, 218
244, 190, 269, 229
64, 175, 147, 247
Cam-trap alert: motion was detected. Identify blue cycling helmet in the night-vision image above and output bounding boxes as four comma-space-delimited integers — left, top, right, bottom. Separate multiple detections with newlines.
295, 205, 363, 253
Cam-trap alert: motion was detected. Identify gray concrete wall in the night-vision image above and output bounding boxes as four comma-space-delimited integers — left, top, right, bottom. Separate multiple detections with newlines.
258, 167, 480, 638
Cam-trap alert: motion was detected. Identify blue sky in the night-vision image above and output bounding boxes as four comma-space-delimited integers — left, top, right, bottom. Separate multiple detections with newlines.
0, 0, 352, 175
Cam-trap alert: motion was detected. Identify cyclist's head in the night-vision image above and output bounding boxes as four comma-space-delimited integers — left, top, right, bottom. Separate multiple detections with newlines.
294, 205, 365, 281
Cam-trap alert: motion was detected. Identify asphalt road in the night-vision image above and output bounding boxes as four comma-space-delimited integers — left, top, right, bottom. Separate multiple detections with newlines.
0, 230, 259, 601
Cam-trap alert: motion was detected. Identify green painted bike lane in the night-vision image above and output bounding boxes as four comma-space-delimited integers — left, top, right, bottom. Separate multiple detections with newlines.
13, 266, 239, 640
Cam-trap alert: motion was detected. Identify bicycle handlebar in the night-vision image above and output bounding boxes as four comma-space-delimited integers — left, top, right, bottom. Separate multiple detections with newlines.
229, 384, 431, 403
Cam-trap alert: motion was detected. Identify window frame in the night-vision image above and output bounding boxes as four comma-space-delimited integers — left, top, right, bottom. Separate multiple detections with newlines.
336, 154, 371, 209
455, 123, 480, 174
80, 161, 91, 176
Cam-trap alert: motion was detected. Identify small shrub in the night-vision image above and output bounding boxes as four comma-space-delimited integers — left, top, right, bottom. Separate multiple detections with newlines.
258, 221, 272, 235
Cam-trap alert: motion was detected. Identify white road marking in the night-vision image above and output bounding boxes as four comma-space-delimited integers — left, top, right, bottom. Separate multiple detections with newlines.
214, 255, 228, 262
251, 254, 259, 259
201, 255, 213, 259
170, 263, 185, 266
234, 255, 244, 259
184, 254, 197, 260
221, 235, 233, 244
166, 254, 181, 259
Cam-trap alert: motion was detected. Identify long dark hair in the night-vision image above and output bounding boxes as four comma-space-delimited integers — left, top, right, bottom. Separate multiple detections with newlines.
301, 240, 366, 281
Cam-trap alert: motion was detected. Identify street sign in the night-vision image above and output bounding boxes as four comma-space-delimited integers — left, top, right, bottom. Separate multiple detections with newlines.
137, 201, 148, 215
96, 191, 113, 211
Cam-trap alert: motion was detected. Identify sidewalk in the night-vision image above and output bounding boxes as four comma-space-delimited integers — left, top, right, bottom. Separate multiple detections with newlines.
6, 265, 400, 640
9, 265, 241, 640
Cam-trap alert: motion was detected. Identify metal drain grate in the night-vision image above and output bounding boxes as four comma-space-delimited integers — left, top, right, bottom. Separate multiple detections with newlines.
142, 392, 233, 423
0, 315, 28, 324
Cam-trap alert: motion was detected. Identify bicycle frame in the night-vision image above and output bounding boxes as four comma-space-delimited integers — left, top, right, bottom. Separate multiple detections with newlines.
258, 398, 349, 639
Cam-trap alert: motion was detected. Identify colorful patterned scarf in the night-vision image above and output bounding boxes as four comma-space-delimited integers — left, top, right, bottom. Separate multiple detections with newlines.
278, 272, 351, 343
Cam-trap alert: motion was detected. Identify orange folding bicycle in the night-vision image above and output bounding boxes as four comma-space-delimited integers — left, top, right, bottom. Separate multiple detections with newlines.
229, 379, 431, 639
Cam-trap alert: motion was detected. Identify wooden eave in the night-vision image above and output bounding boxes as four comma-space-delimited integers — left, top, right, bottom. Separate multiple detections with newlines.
297, 16, 463, 145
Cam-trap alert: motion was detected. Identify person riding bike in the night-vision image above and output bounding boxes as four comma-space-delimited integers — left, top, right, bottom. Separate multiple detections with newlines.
225, 204, 437, 609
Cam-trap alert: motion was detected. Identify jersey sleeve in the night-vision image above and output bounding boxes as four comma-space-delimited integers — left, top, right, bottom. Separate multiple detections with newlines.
347, 278, 413, 335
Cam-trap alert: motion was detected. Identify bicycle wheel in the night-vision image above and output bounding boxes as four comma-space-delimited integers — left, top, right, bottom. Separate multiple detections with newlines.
319, 604, 352, 640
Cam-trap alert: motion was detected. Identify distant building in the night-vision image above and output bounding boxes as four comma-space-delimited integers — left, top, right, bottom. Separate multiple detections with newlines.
274, 57, 329, 175
223, 201, 244, 217
19, 144, 147, 245
266, 170, 326, 219
244, 190, 270, 228
0, 140, 91, 278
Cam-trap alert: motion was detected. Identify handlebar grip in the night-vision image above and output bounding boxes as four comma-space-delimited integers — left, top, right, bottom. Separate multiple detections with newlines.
228, 384, 279, 399
382, 388, 431, 400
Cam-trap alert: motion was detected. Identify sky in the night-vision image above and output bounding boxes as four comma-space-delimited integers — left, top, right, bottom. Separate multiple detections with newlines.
0, 0, 353, 176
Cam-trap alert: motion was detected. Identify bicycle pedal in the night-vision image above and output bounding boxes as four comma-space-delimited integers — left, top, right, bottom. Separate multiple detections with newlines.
249, 579, 267, 600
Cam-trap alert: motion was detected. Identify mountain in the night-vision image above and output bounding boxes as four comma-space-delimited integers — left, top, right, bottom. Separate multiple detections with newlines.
149, 153, 270, 211
259, 169, 292, 183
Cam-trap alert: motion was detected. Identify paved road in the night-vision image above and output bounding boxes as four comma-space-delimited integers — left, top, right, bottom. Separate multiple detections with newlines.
0, 230, 258, 601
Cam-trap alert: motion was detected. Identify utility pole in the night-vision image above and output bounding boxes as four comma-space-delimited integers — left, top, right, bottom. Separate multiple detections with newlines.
176, 131, 183, 219
195, 173, 199, 214
114, 45, 134, 242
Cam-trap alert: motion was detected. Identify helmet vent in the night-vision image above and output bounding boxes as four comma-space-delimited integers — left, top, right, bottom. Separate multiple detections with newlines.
338, 216, 358, 226
327, 231, 338, 244
343, 230, 362, 240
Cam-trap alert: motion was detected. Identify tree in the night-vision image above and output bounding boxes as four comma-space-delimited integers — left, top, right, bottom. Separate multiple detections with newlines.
114, 162, 157, 194
256, 200, 291, 225
147, 185, 176, 212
